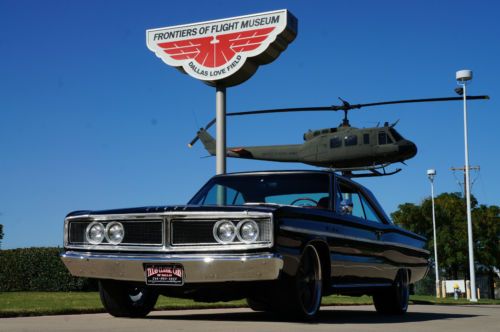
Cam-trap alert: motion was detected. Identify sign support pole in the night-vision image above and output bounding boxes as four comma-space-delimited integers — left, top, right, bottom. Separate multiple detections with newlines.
216, 86, 226, 175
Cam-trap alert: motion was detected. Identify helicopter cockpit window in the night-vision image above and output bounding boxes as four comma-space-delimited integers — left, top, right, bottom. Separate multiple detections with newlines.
389, 128, 403, 142
344, 135, 358, 146
330, 137, 342, 148
378, 131, 393, 145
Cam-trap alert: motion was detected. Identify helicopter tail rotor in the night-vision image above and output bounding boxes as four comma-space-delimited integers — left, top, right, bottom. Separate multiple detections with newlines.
191, 128, 216, 155
188, 119, 217, 147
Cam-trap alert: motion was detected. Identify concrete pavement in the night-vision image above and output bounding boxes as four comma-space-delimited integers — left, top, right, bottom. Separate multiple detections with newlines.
2, 304, 499, 332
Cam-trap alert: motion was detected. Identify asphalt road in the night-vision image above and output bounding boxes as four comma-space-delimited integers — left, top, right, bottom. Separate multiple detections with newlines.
2, 305, 500, 332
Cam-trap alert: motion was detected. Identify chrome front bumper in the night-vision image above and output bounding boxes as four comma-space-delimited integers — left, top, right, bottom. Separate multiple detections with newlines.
61, 251, 283, 284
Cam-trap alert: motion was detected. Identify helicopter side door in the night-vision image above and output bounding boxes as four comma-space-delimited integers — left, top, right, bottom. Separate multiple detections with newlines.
314, 133, 329, 162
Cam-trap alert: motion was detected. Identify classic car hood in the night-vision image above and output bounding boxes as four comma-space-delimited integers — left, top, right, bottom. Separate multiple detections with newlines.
66, 204, 279, 218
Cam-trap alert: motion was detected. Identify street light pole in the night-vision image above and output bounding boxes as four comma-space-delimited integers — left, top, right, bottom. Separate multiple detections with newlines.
456, 69, 477, 302
427, 169, 440, 298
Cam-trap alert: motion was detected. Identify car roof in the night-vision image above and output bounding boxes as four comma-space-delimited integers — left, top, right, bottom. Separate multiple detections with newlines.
215, 169, 355, 183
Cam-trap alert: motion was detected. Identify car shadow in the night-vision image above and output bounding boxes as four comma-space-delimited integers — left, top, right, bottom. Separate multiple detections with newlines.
147, 307, 480, 324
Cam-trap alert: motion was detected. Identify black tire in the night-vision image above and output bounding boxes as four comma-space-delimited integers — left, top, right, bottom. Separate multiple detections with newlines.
246, 297, 273, 312
282, 245, 323, 319
98, 280, 159, 318
373, 269, 409, 315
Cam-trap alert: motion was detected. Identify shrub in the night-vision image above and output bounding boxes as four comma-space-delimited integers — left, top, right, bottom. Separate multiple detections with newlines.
0, 247, 97, 291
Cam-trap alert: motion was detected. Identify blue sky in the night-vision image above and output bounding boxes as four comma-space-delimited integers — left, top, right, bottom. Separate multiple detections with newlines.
1, 0, 498, 249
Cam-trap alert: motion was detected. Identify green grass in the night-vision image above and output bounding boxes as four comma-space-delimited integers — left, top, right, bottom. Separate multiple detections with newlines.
0, 292, 104, 317
410, 294, 500, 305
0, 292, 249, 318
0, 292, 498, 318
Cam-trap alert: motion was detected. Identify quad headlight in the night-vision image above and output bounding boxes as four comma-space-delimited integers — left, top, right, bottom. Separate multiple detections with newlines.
106, 221, 125, 245
213, 219, 260, 244
86, 222, 105, 245
85, 221, 124, 245
237, 219, 259, 243
213, 220, 236, 244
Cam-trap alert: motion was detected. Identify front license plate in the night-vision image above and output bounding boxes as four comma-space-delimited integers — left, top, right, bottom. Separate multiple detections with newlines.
144, 264, 184, 286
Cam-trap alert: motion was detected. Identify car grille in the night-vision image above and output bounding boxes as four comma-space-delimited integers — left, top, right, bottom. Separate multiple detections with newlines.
68, 220, 163, 245
170, 218, 272, 246
65, 212, 273, 251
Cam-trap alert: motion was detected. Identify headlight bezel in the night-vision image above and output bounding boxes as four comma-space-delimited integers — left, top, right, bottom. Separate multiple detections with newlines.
85, 221, 105, 245
105, 221, 125, 245
237, 219, 260, 243
213, 219, 237, 244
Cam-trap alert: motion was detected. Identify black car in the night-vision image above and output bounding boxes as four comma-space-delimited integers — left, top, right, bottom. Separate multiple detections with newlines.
61, 170, 429, 319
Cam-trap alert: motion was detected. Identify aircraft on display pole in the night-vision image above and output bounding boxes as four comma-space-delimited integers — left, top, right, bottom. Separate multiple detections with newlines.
189, 95, 489, 177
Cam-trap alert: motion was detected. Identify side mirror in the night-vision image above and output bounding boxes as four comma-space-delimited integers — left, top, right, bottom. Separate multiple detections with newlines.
340, 199, 353, 215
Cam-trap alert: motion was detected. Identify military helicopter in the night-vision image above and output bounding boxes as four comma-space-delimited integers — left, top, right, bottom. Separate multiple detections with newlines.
189, 95, 489, 177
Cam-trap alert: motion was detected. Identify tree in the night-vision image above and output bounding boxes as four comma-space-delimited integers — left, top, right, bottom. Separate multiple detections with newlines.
391, 193, 499, 280
0, 224, 3, 249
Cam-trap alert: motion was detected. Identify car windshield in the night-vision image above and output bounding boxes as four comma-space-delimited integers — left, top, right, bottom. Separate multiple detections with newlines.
189, 173, 331, 207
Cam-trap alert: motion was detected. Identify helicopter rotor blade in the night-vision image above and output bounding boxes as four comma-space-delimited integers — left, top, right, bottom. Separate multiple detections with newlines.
224, 95, 490, 117
226, 106, 336, 116
353, 95, 489, 109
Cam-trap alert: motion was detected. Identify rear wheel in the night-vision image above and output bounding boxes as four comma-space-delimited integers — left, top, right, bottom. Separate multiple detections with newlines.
373, 269, 409, 315
98, 280, 159, 318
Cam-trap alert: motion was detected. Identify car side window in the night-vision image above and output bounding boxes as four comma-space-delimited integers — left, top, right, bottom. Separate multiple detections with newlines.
336, 182, 365, 219
360, 194, 382, 223
336, 181, 384, 224
349, 192, 365, 219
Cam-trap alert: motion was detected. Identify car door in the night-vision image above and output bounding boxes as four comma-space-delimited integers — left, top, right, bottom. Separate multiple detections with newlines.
329, 178, 394, 287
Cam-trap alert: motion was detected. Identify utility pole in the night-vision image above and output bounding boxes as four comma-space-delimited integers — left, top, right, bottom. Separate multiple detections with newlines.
450, 166, 480, 198
450, 164, 480, 300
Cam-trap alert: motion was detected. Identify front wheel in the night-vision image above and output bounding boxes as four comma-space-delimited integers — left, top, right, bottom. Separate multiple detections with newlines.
283, 245, 323, 319
98, 280, 159, 318
373, 269, 409, 315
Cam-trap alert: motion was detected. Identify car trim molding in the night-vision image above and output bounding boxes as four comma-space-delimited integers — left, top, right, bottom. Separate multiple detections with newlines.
280, 225, 430, 255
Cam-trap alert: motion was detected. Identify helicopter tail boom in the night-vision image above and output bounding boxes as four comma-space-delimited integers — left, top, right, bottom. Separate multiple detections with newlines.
195, 128, 303, 162
196, 129, 216, 155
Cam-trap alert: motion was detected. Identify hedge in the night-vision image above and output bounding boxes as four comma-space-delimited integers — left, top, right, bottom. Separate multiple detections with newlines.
0, 247, 97, 292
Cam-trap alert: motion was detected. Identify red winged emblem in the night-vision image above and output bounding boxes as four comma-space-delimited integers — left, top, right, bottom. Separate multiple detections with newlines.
157, 27, 275, 68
